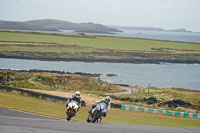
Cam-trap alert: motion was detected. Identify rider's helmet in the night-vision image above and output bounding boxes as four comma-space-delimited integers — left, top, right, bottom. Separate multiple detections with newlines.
104, 96, 110, 103
75, 91, 80, 98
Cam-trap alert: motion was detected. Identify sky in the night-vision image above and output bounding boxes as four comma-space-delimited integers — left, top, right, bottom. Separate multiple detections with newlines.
1, 0, 200, 32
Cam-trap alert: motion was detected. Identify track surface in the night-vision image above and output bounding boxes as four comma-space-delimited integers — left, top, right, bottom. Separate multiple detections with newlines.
0, 107, 199, 133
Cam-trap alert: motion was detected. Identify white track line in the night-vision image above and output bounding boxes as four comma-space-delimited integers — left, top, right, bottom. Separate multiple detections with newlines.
7, 108, 64, 121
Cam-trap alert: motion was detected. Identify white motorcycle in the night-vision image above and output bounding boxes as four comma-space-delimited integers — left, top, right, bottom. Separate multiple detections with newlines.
66, 101, 79, 121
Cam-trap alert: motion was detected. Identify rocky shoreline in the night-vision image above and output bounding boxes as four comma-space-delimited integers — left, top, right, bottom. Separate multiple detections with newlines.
1, 54, 200, 64
19, 69, 102, 77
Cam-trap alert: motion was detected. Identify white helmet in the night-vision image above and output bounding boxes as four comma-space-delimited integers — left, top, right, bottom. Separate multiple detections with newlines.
75, 91, 80, 97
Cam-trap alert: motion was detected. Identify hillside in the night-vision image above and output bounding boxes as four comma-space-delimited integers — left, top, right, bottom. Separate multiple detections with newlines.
108, 26, 165, 31
0, 69, 123, 95
0, 19, 122, 33
108, 26, 194, 33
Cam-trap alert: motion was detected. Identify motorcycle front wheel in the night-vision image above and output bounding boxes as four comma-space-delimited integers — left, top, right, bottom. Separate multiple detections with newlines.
67, 110, 74, 121
92, 113, 101, 123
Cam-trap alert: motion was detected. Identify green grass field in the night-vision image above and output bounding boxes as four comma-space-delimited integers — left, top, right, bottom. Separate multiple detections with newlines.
0, 30, 200, 62
0, 31, 200, 51
0, 90, 200, 129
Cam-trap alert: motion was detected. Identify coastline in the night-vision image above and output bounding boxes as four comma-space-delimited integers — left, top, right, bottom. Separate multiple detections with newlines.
0, 54, 200, 64
1, 68, 200, 92
1, 59, 200, 90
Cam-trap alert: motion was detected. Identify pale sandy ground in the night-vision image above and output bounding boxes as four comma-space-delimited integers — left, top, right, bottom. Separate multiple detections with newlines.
23, 89, 123, 106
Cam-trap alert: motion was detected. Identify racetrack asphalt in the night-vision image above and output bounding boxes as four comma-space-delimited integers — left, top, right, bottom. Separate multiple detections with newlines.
0, 107, 199, 133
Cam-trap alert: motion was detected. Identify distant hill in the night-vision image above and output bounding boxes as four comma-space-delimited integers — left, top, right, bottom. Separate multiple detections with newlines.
167, 29, 192, 33
108, 26, 165, 31
108, 25, 194, 33
0, 19, 122, 33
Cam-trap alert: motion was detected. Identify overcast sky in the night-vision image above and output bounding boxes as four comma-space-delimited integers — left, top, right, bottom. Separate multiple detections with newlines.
1, 0, 200, 32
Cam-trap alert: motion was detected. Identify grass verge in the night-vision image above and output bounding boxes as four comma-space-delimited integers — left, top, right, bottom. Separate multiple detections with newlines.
120, 86, 200, 105
0, 90, 199, 129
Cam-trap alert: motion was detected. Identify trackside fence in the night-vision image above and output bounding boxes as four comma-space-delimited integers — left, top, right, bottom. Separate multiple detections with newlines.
0, 85, 86, 106
121, 104, 200, 119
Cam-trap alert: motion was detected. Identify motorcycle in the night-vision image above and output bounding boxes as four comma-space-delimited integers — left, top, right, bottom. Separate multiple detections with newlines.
66, 101, 79, 121
87, 104, 107, 123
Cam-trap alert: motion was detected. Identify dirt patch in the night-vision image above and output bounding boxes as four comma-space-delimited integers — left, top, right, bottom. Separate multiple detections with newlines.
22, 89, 123, 106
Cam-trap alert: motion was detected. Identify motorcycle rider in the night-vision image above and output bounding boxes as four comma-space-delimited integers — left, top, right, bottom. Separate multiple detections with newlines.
66, 91, 82, 112
89, 96, 111, 117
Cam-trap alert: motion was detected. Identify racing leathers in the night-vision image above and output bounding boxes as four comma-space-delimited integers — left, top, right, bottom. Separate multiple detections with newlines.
90, 99, 110, 117
66, 94, 82, 112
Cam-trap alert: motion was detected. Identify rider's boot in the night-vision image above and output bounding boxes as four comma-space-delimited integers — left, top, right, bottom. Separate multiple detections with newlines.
91, 108, 97, 117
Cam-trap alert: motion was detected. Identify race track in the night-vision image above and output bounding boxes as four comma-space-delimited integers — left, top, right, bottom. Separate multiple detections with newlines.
0, 107, 199, 133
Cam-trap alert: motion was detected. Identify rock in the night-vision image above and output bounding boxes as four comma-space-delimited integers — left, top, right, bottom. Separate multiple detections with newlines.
106, 74, 118, 77
143, 97, 157, 104
175, 107, 185, 110
161, 99, 192, 108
